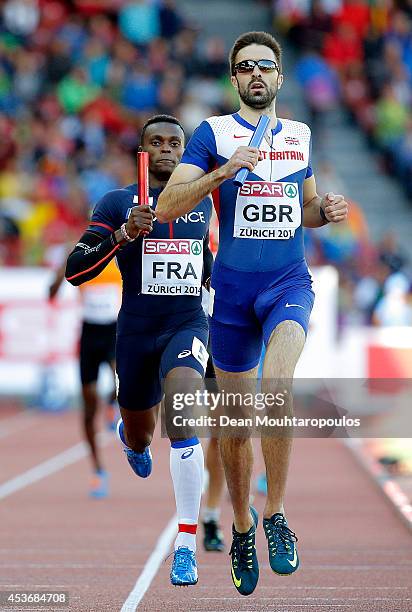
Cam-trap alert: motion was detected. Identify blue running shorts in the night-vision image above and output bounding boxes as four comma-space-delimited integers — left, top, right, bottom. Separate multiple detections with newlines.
209, 259, 314, 373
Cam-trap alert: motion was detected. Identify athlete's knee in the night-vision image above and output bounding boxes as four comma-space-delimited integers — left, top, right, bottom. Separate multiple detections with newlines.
166, 366, 203, 381
265, 320, 306, 378
267, 320, 305, 346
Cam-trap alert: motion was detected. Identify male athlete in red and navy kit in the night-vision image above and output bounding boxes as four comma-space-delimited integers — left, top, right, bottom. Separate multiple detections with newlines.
65, 116, 213, 586
157, 32, 348, 596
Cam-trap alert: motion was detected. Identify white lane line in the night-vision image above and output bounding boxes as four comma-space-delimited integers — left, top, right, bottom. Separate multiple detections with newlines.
0, 432, 111, 499
121, 514, 177, 612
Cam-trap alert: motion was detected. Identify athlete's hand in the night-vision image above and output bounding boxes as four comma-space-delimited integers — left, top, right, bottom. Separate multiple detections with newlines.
220, 146, 263, 180
320, 193, 348, 223
125, 205, 155, 238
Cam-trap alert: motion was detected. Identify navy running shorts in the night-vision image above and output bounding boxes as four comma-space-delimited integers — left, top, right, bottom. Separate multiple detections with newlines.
116, 308, 209, 410
209, 259, 314, 373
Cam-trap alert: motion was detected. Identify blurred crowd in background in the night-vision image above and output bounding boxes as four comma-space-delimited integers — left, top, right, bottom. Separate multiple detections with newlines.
0, 0, 236, 265
0, 0, 411, 328
274, 0, 412, 328
275, 0, 412, 196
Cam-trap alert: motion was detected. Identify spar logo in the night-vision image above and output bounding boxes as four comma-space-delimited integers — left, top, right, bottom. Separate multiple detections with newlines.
191, 241, 202, 255
144, 239, 192, 255
239, 181, 299, 199
285, 184, 297, 198
240, 182, 285, 197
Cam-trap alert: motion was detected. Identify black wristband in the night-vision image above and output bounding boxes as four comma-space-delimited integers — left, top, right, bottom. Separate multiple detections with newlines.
319, 206, 329, 223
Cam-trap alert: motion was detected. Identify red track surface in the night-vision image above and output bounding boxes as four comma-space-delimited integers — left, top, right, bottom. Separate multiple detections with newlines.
0, 407, 411, 612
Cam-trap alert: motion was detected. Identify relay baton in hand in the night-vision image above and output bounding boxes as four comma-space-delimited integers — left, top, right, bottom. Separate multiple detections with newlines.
233, 114, 270, 187
136, 150, 150, 235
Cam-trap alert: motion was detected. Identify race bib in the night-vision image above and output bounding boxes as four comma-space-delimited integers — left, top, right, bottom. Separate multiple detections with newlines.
234, 181, 301, 239
142, 239, 203, 296
82, 285, 121, 324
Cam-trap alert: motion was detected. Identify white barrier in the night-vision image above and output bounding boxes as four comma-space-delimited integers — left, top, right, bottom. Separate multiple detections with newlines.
0, 269, 81, 396
1, 267, 411, 396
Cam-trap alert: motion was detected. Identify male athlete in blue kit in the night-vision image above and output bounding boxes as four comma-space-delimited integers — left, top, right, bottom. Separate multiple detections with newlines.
157, 32, 348, 596
65, 115, 213, 587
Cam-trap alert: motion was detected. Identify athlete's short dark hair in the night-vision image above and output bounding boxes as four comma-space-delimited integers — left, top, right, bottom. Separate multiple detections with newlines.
229, 31, 282, 75
140, 114, 184, 145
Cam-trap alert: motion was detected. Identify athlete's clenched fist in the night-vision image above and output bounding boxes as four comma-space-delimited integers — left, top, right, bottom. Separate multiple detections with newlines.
221, 146, 263, 180
125, 205, 155, 238
320, 192, 349, 223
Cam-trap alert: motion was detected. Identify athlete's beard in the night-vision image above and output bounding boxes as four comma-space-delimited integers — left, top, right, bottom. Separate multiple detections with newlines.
237, 77, 278, 110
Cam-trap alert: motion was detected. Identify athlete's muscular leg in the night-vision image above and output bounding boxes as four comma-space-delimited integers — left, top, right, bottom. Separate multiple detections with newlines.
204, 361, 225, 513
215, 365, 258, 533
261, 320, 305, 519
120, 403, 159, 453
164, 366, 203, 443
165, 366, 205, 552
82, 381, 101, 472
205, 437, 225, 509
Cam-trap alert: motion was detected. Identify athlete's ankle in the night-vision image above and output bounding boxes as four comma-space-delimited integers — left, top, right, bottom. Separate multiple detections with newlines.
263, 505, 284, 520
234, 511, 254, 534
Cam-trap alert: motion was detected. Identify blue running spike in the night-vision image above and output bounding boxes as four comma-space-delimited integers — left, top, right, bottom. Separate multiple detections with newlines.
170, 547, 198, 586
116, 418, 152, 478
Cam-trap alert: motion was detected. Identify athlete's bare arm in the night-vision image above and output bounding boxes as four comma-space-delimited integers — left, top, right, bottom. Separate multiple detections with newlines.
302, 175, 348, 227
156, 147, 261, 223
49, 261, 67, 299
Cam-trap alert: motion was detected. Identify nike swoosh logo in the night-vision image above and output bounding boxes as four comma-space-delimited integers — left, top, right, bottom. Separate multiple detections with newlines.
231, 564, 242, 587
287, 549, 298, 568
233, 135, 249, 139
285, 303, 305, 309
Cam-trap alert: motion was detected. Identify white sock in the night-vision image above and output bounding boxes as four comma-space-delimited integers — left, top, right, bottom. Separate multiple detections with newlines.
170, 438, 204, 552
202, 506, 220, 523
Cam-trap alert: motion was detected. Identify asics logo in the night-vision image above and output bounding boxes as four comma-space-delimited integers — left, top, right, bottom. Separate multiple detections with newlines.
178, 350, 191, 358
285, 303, 305, 309
287, 549, 298, 567
231, 564, 242, 587
181, 448, 194, 459
233, 135, 249, 139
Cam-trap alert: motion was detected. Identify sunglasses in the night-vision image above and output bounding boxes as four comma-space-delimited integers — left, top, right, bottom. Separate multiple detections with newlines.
233, 59, 279, 74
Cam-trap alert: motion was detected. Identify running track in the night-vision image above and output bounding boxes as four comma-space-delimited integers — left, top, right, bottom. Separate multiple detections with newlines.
0, 406, 411, 612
